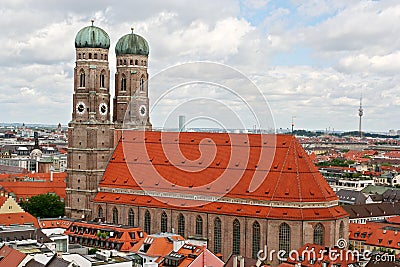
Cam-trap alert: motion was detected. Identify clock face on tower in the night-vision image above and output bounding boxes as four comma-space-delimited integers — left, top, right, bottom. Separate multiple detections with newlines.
76, 102, 86, 115
139, 105, 147, 117
99, 103, 108, 116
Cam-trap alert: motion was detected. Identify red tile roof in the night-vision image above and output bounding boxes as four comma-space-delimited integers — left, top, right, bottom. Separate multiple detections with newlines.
0, 212, 39, 228
65, 221, 146, 252
96, 131, 347, 220
0, 244, 26, 267
39, 218, 73, 229
0, 172, 66, 200
130, 234, 184, 257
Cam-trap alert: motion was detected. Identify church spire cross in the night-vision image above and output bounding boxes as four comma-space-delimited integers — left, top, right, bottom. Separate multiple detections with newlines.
91, 19, 95, 26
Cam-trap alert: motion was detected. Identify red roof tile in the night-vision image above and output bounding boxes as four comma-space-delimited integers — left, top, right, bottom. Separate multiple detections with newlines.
0, 245, 26, 267
0, 172, 66, 200
96, 132, 346, 220
0, 212, 39, 228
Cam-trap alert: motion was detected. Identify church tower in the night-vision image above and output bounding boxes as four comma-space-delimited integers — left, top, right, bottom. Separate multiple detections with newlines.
113, 28, 152, 130
66, 22, 115, 220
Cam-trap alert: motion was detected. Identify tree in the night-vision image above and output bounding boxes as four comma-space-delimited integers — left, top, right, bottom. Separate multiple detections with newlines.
20, 193, 64, 218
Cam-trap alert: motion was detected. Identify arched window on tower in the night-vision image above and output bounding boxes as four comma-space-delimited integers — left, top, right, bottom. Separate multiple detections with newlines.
112, 208, 118, 224
233, 219, 240, 255
135, 59, 138, 65
144, 210, 151, 234
214, 217, 222, 254
339, 221, 344, 239
161, 212, 168, 233
128, 209, 134, 227
252, 221, 261, 259
89, 53, 92, 59
279, 223, 290, 259
78, 53, 81, 59
195, 215, 203, 237
98, 206, 103, 218
94, 53, 97, 59
140, 77, 144, 91
314, 223, 324, 245
123, 59, 127, 65
121, 76, 126, 91
79, 72, 85, 87
100, 72, 105, 88
178, 213, 185, 237
130, 59, 133, 65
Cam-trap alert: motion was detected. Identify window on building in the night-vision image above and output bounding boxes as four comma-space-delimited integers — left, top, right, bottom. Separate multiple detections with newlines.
135, 59, 138, 65
94, 53, 97, 59
112, 208, 118, 224
195, 215, 203, 237
233, 219, 240, 255
314, 223, 324, 245
78, 53, 81, 59
214, 217, 222, 254
100, 73, 105, 88
130, 59, 133, 65
121, 76, 126, 91
123, 59, 126, 65
178, 213, 185, 237
252, 221, 261, 259
89, 53, 92, 59
161, 212, 168, 233
119, 59, 122, 65
140, 77, 144, 91
279, 223, 290, 258
83, 53, 86, 59
144, 210, 151, 234
339, 221, 344, 239
128, 209, 134, 227
79, 72, 85, 87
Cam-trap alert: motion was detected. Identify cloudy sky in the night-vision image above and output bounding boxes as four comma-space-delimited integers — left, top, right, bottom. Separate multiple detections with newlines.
1, 0, 399, 132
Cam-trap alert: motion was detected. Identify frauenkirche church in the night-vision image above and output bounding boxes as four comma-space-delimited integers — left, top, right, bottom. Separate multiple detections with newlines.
66, 23, 349, 262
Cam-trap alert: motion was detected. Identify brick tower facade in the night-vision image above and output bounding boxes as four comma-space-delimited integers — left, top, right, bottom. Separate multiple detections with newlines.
65, 23, 115, 220
113, 29, 152, 130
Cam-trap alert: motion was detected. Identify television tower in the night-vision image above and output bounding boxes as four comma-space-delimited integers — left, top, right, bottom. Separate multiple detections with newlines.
358, 97, 363, 137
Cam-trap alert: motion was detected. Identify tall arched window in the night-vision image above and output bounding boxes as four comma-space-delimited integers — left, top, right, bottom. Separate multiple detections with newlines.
279, 223, 290, 258
195, 216, 203, 237
214, 217, 222, 254
178, 213, 185, 237
121, 76, 126, 91
79, 72, 85, 87
100, 73, 105, 88
112, 208, 118, 224
128, 209, 134, 227
314, 223, 324, 245
89, 53, 92, 59
233, 219, 240, 255
339, 221, 344, 239
252, 221, 261, 259
144, 210, 151, 234
161, 212, 168, 233
140, 77, 144, 91
135, 59, 138, 65
98, 206, 103, 218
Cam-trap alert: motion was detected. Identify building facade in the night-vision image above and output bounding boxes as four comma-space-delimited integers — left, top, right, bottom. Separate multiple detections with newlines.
66, 23, 349, 266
